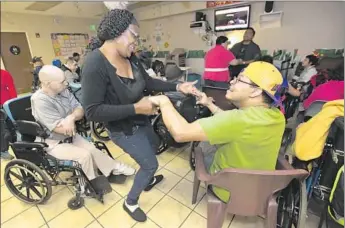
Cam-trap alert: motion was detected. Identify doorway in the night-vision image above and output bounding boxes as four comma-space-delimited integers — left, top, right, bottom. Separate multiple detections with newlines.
0, 32, 33, 94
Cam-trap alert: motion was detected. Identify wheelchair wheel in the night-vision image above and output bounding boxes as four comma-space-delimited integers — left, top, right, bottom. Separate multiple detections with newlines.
155, 122, 169, 155
280, 128, 293, 155
90, 121, 110, 141
277, 179, 307, 228
4, 159, 52, 204
67, 196, 84, 210
189, 142, 199, 170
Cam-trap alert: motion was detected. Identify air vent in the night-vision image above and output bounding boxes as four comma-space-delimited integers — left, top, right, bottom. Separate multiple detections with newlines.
25, 2, 62, 11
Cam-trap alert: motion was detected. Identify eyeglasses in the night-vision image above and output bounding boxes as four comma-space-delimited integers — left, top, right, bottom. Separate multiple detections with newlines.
232, 77, 258, 87
128, 28, 139, 43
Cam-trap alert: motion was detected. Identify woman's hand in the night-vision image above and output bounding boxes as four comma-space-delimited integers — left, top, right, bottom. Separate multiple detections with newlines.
134, 97, 158, 115
148, 95, 170, 107
177, 81, 200, 96
196, 92, 214, 106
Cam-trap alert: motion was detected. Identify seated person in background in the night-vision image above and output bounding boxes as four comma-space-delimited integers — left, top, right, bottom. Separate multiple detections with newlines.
292, 54, 318, 83
31, 56, 44, 91
149, 62, 285, 202
72, 52, 82, 76
61, 57, 80, 83
31, 65, 135, 183
204, 36, 243, 87
303, 64, 344, 109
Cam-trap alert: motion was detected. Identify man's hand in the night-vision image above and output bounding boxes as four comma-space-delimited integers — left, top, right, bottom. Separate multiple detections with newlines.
177, 81, 199, 95
148, 95, 170, 107
196, 92, 214, 107
57, 115, 76, 136
134, 97, 159, 115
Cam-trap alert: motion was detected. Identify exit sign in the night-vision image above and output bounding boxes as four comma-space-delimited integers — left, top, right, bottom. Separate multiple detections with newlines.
206, 1, 241, 8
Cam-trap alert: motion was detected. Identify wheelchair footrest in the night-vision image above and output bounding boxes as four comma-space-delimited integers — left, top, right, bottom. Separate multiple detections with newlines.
90, 175, 112, 196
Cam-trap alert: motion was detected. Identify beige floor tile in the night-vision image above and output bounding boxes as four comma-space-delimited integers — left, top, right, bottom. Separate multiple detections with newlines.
1, 184, 13, 202
108, 146, 125, 159
85, 220, 103, 228
165, 156, 191, 177
40, 225, 49, 228
38, 187, 73, 221
85, 190, 122, 218
1, 206, 45, 228
48, 207, 94, 228
194, 194, 233, 228
156, 151, 178, 167
154, 168, 182, 194
111, 175, 134, 197
185, 170, 195, 182
307, 213, 324, 228
229, 216, 264, 228
139, 188, 165, 212
132, 218, 160, 228
180, 211, 207, 228
148, 195, 191, 228
1, 196, 33, 223
98, 199, 136, 228
168, 178, 205, 209
178, 147, 191, 161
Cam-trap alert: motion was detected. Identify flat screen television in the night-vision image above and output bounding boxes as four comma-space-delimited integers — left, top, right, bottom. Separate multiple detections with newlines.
214, 5, 251, 32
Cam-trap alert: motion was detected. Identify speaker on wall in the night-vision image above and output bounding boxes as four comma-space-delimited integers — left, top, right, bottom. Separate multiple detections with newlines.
195, 12, 206, 21
265, 1, 274, 13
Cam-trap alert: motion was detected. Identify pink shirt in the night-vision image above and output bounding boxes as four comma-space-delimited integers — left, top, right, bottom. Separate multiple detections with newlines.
203, 45, 235, 82
303, 80, 344, 109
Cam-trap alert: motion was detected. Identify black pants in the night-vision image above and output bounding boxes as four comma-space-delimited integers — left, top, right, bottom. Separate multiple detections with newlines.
0, 109, 16, 152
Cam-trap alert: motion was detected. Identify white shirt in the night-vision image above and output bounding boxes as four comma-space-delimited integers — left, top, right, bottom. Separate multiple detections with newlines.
294, 66, 317, 83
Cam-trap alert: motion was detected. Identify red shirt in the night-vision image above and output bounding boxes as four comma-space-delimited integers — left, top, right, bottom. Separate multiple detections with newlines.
1, 69, 17, 105
303, 80, 344, 109
204, 45, 235, 82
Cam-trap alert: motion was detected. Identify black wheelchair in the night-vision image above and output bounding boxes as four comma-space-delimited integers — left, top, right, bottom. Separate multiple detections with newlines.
2, 94, 116, 210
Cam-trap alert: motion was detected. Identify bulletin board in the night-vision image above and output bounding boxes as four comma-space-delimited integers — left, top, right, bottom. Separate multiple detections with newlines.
51, 33, 89, 57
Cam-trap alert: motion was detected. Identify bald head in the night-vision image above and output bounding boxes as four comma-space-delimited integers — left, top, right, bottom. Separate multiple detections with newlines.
39, 65, 65, 83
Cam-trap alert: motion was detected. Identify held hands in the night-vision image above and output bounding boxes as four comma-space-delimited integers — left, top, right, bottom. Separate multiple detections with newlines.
134, 97, 160, 115
57, 115, 76, 136
195, 92, 215, 107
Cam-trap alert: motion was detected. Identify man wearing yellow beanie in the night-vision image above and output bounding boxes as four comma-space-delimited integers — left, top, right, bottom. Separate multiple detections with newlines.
149, 61, 286, 202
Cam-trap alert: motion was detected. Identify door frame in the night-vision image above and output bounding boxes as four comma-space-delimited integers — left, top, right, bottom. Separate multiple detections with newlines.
1, 30, 33, 67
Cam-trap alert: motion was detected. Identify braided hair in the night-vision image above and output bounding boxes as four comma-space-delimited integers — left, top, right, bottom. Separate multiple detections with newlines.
89, 9, 138, 51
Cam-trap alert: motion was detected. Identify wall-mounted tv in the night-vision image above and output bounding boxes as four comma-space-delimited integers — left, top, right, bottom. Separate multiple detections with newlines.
214, 5, 251, 32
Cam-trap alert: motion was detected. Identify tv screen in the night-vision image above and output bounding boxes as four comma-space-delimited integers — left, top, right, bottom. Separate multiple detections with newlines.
214, 5, 251, 32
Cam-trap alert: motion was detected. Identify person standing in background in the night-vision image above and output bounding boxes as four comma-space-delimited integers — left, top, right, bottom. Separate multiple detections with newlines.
203, 36, 243, 88
0, 69, 18, 160
230, 27, 261, 77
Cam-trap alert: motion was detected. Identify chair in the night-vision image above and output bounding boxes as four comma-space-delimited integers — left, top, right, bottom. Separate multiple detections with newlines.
202, 86, 236, 111
192, 147, 309, 228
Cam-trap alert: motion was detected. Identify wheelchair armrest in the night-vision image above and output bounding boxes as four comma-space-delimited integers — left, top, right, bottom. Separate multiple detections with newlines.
11, 141, 48, 149
16, 120, 49, 139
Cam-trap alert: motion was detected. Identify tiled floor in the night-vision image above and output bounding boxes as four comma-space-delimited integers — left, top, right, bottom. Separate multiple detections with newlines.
1, 141, 322, 228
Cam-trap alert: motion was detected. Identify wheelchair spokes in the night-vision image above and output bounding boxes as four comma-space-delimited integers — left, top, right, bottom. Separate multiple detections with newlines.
4, 159, 52, 204
277, 179, 307, 228
90, 122, 110, 141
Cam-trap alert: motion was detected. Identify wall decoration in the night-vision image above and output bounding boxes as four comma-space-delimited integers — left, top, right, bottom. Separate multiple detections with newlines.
35, 33, 40, 38
164, 42, 169, 48
9, 45, 21, 55
51, 33, 89, 57
206, 1, 241, 8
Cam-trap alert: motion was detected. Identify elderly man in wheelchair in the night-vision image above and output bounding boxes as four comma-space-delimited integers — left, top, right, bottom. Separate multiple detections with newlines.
3, 65, 135, 210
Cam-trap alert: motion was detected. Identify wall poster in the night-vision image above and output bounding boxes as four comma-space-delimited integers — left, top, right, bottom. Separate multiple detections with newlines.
51, 33, 89, 57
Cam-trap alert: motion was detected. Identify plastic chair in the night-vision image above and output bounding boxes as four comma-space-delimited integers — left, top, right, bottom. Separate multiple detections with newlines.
191, 147, 309, 228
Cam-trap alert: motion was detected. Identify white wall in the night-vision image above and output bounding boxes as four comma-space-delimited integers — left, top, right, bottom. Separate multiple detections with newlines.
136, 1, 345, 74
1, 12, 98, 69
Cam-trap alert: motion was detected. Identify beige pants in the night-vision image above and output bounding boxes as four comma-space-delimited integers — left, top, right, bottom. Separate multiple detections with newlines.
47, 135, 119, 180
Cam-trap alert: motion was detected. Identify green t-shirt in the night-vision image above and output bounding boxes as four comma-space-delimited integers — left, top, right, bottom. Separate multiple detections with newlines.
198, 106, 285, 202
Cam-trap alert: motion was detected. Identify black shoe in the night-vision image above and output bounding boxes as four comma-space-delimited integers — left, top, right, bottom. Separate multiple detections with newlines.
144, 175, 164, 192
123, 201, 147, 222
108, 174, 127, 184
